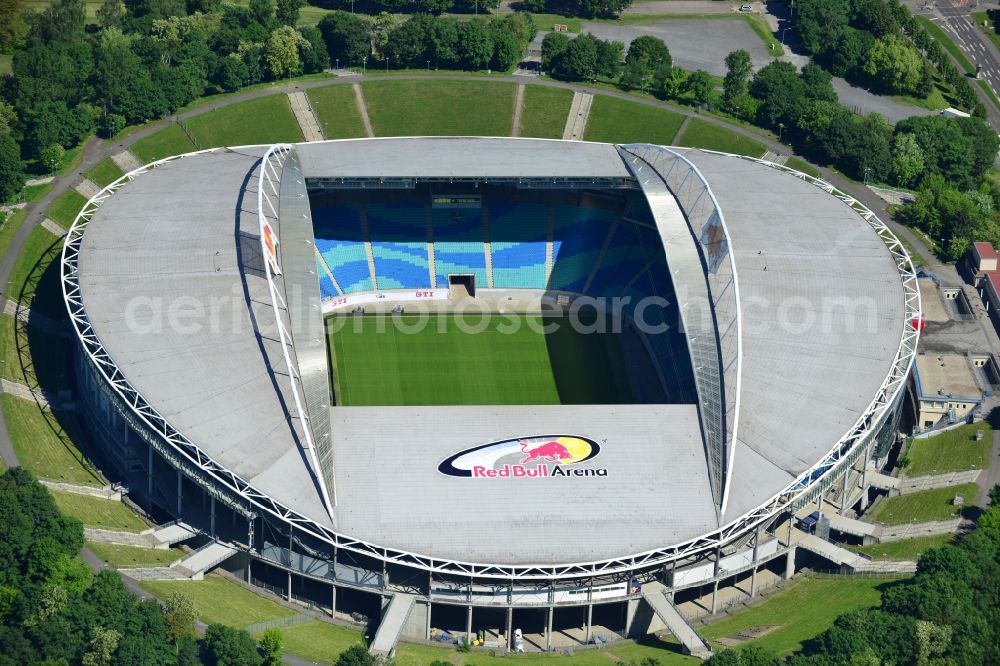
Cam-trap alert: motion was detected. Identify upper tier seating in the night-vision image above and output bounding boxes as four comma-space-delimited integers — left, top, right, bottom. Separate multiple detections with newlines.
366, 203, 432, 289
313, 206, 372, 294
432, 207, 488, 287
489, 203, 548, 289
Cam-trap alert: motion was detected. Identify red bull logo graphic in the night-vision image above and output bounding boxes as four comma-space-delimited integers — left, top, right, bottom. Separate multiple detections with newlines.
438, 435, 605, 479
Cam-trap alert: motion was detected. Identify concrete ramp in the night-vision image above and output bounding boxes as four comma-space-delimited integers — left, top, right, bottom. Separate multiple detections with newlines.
369, 593, 416, 658
641, 587, 712, 659
799, 534, 862, 568
151, 522, 197, 547
825, 513, 879, 538
176, 541, 237, 578
867, 472, 900, 491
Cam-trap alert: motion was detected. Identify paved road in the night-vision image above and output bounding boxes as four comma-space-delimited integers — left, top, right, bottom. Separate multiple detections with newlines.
832, 77, 936, 123
978, 431, 1000, 506
909, 0, 1000, 131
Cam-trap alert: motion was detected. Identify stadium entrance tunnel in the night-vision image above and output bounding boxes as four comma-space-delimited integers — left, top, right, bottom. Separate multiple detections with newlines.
313, 182, 697, 407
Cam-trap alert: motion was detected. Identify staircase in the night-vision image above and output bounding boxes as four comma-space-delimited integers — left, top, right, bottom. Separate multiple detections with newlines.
369, 593, 416, 658
120, 540, 237, 582
482, 205, 494, 288
641, 584, 713, 659
357, 204, 379, 290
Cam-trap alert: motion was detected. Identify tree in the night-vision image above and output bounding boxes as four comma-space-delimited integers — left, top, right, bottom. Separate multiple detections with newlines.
317, 11, 370, 66
275, 0, 300, 27
298, 25, 328, 73
540, 31, 568, 71
249, 0, 275, 30
989, 483, 1000, 507
202, 624, 259, 666
265, 25, 305, 78
81, 626, 120, 666
97, 0, 125, 28
864, 34, 924, 95
384, 14, 431, 67
491, 31, 521, 71
0, 0, 26, 48
684, 69, 714, 106
723, 49, 752, 103
619, 57, 648, 92
0, 135, 25, 203
0, 103, 16, 135
39, 145, 65, 175
457, 20, 492, 70
749, 60, 805, 129
625, 35, 670, 72
595, 38, 622, 79
569, 0, 632, 19
258, 628, 283, 666
550, 33, 599, 81
890, 133, 925, 188
163, 592, 195, 644
335, 644, 376, 666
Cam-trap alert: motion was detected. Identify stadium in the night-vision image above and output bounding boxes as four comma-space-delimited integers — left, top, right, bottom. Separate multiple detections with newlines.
62, 137, 919, 657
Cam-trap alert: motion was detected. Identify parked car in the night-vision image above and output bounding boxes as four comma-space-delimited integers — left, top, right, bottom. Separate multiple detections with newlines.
739, 3, 754, 12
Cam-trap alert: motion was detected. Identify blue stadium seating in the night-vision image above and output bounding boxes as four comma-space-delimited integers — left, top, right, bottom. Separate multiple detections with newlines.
366, 203, 432, 289
489, 203, 548, 289
313, 206, 373, 294
432, 208, 488, 287
549, 206, 616, 292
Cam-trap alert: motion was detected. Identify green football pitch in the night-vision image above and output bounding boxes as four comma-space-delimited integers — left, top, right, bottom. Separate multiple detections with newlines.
327, 313, 633, 406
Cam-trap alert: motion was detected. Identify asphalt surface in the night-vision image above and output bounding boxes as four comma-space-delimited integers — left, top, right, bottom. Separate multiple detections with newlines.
910, 0, 1000, 131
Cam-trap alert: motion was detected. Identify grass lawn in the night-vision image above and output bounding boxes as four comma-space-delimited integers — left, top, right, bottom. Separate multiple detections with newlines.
903, 423, 992, 476
306, 85, 368, 139
519, 86, 574, 139
784, 156, 821, 178
3, 396, 103, 486
141, 575, 296, 627
850, 534, 953, 561
86, 542, 182, 568
918, 16, 975, 75
46, 189, 88, 230
278, 621, 367, 663
20, 182, 54, 204
130, 124, 196, 163
527, 13, 583, 33
700, 576, 896, 655
186, 94, 304, 148
395, 641, 693, 666
0, 210, 27, 267
52, 491, 151, 531
583, 96, 685, 145
867, 483, 979, 525
6, 224, 68, 321
0, 312, 74, 393
327, 313, 632, 406
363, 80, 516, 136
676, 118, 767, 157
85, 158, 124, 188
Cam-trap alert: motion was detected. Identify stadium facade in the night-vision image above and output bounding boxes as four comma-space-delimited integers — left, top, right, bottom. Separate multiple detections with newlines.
62, 138, 919, 655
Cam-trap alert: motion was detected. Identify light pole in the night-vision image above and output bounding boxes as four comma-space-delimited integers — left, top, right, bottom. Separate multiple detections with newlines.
427, 60, 430, 71
778, 122, 785, 142
351, 0, 354, 12
386, 57, 390, 72
362, 57, 367, 74
781, 27, 789, 45
335, 58, 339, 71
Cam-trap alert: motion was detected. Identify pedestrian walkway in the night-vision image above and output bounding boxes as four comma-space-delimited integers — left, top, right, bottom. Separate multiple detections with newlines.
797, 534, 863, 568
511, 83, 525, 137
824, 512, 879, 538
287, 91, 325, 142
40, 480, 119, 499
40, 218, 65, 236
353, 83, 374, 138
867, 471, 900, 491
0, 378, 75, 411
73, 178, 101, 199
111, 149, 144, 173
562, 91, 593, 141
641, 583, 713, 658
878, 517, 963, 542
898, 469, 981, 494
4, 298, 70, 338
369, 593, 417, 658
121, 540, 237, 581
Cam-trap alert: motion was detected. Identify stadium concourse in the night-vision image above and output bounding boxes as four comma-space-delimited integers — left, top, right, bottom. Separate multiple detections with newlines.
62, 138, 918, 658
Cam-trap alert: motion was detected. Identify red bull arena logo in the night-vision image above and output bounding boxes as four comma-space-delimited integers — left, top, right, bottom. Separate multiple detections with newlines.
438, 435, 605, 479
